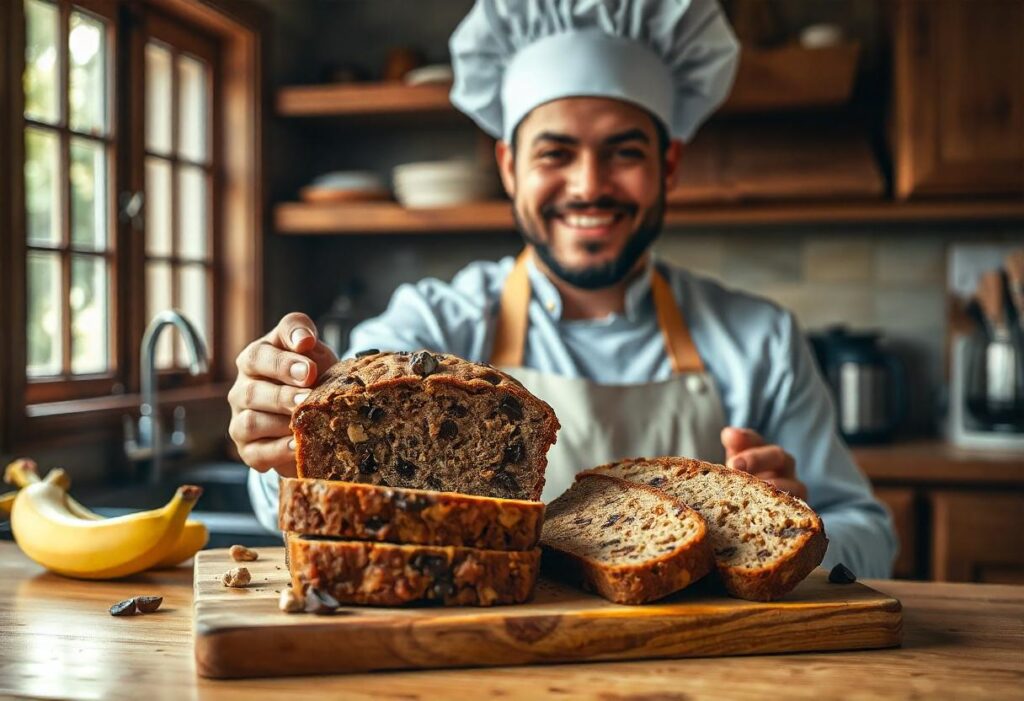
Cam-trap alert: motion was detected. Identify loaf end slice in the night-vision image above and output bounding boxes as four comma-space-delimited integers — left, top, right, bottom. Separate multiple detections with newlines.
279, 478, 544, 551
580, 457, 827, 601
291, 351, 559, 501
541, 474, 713, 604
287, 536, 541, 607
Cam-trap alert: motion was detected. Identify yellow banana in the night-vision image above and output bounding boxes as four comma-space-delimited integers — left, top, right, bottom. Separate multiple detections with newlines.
10, 469, 203, 580
6, 458, 208, 568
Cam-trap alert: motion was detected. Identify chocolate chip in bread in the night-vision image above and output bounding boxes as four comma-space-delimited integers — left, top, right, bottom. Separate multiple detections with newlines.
541, 473, 714, 604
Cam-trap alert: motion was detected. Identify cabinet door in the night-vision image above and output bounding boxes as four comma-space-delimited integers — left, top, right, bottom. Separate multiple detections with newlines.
874, 488, 918, 579
892, 0, 1024, 198
930, 490, 1024, 583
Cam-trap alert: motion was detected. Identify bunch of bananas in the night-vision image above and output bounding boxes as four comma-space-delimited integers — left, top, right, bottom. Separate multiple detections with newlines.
2, 458, 208, 579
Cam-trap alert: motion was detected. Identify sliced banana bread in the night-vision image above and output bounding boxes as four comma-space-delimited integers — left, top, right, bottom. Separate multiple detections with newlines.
580, 457, 827, 601
287, 535, 540, 606
541, 474, 713, 604
291, 351, 559, 501
278, 478, 544, 551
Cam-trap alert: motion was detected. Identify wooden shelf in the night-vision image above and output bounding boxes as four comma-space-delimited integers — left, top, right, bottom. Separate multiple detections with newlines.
277, 44, 861, 119
274, 198, 1024, 235
278, 83, 454, 117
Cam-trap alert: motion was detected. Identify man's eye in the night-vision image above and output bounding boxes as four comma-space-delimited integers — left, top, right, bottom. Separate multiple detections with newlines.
538, 149, 569, 162
616, 148, 645, 159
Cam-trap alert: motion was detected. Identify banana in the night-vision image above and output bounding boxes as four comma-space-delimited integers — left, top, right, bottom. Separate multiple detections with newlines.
5, 458, 208, 569
10, 469, 203, 580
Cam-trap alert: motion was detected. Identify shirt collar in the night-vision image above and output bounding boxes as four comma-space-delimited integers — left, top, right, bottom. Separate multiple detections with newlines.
524, 253, 656, 323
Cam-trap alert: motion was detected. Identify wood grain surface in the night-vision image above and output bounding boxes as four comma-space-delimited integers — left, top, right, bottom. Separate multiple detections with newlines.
1, 543, 1022, 700
194, 548, 902, 678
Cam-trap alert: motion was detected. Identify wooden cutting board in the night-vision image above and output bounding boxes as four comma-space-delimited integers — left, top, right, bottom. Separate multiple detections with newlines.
193, 547, 902, 679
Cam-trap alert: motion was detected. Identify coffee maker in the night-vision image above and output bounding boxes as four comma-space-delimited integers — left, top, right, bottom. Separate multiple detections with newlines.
947, 267, 1024, 451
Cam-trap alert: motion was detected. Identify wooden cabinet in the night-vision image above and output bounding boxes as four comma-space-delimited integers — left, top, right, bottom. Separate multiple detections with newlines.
892, 0, 1024, 198
874, 487, 918, 580
856, 441, 1024, 582
930, 491, 1024, 584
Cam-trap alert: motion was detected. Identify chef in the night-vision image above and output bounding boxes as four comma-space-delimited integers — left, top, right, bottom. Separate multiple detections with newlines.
232, 0, 897, 578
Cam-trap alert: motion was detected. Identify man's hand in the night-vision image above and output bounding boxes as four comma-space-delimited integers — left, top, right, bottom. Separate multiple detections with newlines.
720, 427, 808, 501
227, 313, 338, 476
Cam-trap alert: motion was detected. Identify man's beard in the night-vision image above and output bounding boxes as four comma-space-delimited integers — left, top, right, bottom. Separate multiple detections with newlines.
514, 192, 665, 290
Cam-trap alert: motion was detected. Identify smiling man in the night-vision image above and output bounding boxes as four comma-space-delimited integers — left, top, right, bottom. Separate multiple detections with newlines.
232, 0, 898, 578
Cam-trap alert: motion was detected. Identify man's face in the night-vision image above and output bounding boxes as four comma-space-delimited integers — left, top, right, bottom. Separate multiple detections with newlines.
496, 97, 682, 289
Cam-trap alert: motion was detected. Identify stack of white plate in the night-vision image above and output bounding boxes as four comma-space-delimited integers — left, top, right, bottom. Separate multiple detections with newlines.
392, 160, 496, 208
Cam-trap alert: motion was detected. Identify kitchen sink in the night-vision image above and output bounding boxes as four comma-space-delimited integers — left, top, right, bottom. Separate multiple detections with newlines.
0, 461, 283, 549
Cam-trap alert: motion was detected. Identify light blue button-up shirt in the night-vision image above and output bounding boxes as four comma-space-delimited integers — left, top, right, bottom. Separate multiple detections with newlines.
252, 254, 897, 578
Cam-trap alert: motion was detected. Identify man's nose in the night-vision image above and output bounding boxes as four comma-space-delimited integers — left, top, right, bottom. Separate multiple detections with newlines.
565, 152, 607, 202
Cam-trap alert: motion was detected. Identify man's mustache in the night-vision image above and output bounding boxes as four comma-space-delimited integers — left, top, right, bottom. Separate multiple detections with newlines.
541, 197, 637, 219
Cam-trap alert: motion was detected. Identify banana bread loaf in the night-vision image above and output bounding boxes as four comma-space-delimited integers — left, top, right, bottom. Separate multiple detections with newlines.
287, 535, 541, 606
278, 478, 544, 550
541, 474, 713, 604
579, 457, 827, 601
291, 351, 559, 501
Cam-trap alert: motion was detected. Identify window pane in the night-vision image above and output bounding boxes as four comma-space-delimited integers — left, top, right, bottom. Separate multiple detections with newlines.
68, 11, 107, 135
70, 138, 107, 250
145, 43, 173, 154
25, 127, 61, 246
178, 264, 209, 363
145, 157, 172, 256
24, 0, 59, 124
146, 262, 174, 369
178, 166, 208, 260
27, 251, 62, 377
178, 55, 208, 162
70, 255, 109, 374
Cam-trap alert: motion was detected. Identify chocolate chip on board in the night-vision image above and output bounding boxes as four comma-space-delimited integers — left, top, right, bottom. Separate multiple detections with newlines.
109, 598, 137, 616
135, 595, 163, 613
828, 563, 857, 584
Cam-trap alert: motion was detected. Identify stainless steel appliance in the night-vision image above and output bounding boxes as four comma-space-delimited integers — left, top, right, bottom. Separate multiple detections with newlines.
809, 326, 907, 444
947, 268, 1024, 450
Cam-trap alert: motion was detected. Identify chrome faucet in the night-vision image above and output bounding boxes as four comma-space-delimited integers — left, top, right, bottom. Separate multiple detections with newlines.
124, 310, 209, 483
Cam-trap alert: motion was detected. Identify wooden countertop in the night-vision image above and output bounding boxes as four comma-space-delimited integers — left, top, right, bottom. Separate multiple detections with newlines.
1, 544, 1022, 700
853, 440, 1024, 485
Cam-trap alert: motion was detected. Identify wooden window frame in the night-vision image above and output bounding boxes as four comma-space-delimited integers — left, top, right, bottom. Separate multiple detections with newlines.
1, 0, 265, 450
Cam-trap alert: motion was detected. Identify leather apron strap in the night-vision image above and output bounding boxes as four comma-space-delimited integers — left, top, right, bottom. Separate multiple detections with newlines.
490, 249, 705, 374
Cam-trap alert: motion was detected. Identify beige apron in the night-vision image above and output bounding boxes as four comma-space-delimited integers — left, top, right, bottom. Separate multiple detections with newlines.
491, 251, 729, 502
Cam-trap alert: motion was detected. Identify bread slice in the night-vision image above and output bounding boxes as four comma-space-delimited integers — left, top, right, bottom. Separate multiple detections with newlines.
540, 474, 713, 604
278, 478, 544, 551
287, 535, 540, 606
579, 457, 827, 601
291, 351, 559, 501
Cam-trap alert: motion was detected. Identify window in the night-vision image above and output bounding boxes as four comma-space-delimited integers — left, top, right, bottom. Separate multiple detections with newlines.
20, 0, 219, 404
24, 0, 116, 394
1, 0, 262, 447
142, 22, 217, 370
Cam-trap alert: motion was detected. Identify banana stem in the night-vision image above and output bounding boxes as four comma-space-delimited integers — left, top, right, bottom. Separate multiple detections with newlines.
4, 459, 41, 488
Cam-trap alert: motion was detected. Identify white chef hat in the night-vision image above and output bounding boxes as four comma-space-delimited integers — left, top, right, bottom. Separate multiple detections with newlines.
449, 0, 740, 143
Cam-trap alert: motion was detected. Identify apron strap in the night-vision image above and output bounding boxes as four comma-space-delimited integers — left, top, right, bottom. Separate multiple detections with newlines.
651, 267, 705, 374
489, 252, 531, 367
490, 249, 705, 373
